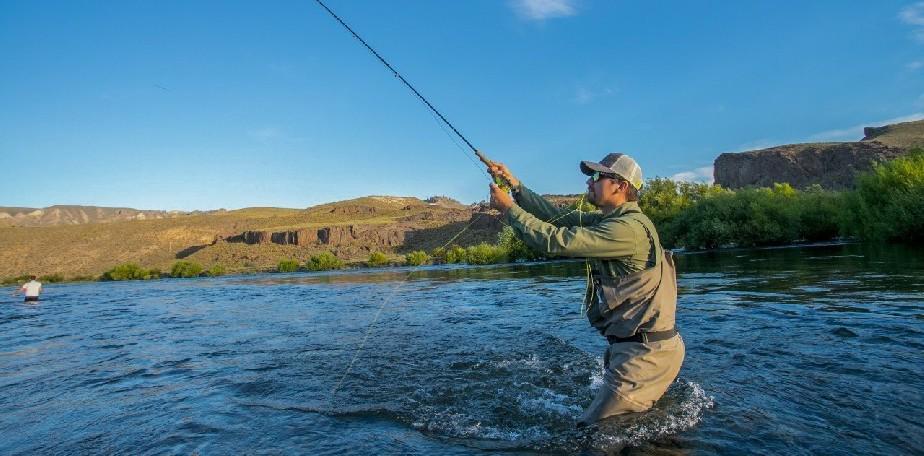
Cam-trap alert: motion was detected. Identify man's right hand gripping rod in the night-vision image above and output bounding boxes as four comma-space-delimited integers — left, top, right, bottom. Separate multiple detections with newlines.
475, 150, 511, 192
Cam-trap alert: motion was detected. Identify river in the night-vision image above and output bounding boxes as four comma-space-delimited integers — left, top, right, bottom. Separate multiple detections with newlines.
1, 243, 922, 455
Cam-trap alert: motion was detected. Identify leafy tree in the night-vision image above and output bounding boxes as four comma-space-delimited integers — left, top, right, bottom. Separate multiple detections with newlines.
797, 185, 845, 242
640, 178, 731, 247
846, 149, 924, 242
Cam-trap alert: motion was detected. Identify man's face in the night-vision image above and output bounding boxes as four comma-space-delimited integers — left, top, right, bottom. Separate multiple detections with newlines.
587, 172, 613, 205
586, 172, 628, 206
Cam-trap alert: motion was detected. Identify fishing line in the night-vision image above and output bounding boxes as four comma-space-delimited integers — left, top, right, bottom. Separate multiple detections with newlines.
329, 273, 411, 396
314, 0, 583, 401
313, 0, 491, 400
314, 0, 482, 160
426, 109, 491, 179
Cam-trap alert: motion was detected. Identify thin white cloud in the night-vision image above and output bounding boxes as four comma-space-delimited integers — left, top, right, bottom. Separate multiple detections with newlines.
573, 85, 615, 104
510, 0, 577, 21
900, 2, 924, 42
730, 139, 779, 152
808, 113, 924, 141
671, 166, 714, 184
901, 2, 924, 25
248, 127, 281, 141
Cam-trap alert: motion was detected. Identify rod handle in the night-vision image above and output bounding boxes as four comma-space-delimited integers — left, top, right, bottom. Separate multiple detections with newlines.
475, 150, 510, 191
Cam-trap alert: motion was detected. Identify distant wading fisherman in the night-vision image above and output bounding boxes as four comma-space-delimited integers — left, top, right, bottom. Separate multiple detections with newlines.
486, 153, 683, 426
16, 275, 42, 302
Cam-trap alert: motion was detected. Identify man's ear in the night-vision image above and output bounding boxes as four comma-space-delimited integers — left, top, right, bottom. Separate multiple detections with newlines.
612, 180, 626, 196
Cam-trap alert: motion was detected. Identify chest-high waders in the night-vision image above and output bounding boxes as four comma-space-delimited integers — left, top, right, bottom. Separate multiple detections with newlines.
578, 215, 685, 425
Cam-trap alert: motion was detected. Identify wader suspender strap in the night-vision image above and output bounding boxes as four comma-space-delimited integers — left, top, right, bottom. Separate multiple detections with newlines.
618, 208, 660, 267
635, 215, 660, 268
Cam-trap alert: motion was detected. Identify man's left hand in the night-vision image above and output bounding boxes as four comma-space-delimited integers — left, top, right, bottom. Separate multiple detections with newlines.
489, 183, 514, 213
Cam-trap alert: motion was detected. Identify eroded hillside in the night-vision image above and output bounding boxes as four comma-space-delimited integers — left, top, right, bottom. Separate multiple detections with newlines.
0, 196, 504, 279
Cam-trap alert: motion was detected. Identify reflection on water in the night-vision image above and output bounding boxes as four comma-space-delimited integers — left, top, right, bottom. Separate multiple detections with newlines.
0, 243, 922, 454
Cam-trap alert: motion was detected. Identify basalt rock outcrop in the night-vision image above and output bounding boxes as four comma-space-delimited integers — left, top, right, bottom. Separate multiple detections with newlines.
714, 141, 906, 190
219, 208, 487, 253
224, 225, 412, 249
714, 119, 923, 190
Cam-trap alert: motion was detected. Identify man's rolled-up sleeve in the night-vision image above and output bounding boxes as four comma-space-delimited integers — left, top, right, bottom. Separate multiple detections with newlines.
514, 184, 601, 227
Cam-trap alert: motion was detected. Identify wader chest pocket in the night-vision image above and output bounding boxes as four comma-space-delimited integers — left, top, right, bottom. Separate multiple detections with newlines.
595, 267, 660, 314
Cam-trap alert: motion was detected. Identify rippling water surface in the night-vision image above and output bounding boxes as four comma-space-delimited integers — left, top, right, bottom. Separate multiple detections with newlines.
2, 243, 923, 455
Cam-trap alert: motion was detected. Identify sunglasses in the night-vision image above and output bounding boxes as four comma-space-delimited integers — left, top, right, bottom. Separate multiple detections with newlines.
591, 171, 619, 183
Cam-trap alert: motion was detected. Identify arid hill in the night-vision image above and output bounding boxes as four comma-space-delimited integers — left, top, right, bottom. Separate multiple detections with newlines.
714, 119, 923, 189
0, 196, 507, 279
0, 205, 208, 227
862, 119, 924, 149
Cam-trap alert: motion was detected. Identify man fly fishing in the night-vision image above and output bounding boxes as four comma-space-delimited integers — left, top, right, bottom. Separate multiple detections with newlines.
485, 153, 684, 426
313, 0, 684, 426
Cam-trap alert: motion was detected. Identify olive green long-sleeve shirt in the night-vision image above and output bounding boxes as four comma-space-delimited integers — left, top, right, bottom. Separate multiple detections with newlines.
505, 184, 660, 278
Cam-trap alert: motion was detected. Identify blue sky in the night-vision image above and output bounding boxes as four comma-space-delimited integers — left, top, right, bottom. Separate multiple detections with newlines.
2, 0, 923, 210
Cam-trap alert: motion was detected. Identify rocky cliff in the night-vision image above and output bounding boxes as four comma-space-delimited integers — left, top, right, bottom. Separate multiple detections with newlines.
714, 119, 923, 189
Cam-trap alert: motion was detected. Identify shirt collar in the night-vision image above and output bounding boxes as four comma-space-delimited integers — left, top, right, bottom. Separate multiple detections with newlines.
602, 201, 641, 218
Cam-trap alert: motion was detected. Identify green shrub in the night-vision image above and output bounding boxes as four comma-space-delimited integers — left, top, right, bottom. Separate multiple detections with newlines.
405, 250, 431, 266
464, 243, 508, 265
1, 276, 28, 285
306, 252, 344, 271
796, 185, 845, 242
39, 273, 64, 283
148, 268, 162, 279
367, 251, 389, 267
446, 245, 468, 263
277, 259, 300, 273
170, 261, 203, 278
845, 149, 924, 242
206, 264, 227, 277
101, 263, 153, 281
670, 184, 801, 249
431, 246, 467, 264
497, 225, 540, 261
640, 178, 731, 247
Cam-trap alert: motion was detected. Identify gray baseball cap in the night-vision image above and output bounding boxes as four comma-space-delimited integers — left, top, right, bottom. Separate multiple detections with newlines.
580, 153, 644, 190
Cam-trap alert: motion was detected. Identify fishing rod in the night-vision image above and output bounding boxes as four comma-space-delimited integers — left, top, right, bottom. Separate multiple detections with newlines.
313, 0, 510, 190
